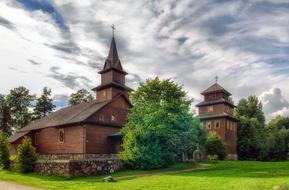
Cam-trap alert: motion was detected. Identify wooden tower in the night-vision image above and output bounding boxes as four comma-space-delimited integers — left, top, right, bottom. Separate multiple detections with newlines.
196, 78, 238, 160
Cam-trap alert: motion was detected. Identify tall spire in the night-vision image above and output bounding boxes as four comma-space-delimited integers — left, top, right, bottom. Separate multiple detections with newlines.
100, 25, 124, 72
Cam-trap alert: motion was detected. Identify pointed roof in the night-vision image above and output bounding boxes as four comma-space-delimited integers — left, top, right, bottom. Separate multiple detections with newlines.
99, 37, 127, 74
201, 82, 231, 96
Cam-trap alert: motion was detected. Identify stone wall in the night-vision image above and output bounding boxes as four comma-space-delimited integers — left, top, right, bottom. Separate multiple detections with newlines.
34, 157, 123, 176
38, 153, 118, 161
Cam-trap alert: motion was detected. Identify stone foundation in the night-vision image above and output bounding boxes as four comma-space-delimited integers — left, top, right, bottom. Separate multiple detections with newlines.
35, 154, 123, 176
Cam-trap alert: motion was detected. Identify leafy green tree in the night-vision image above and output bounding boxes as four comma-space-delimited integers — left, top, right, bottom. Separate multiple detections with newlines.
0, 133, 10, 169
260, 116, 289, 161
33, 87, 55, 120
206, 132, 228, 160
235, 96, 266, 160
6, 87, 35, 130
69, 89, 94, 106
15, 136, 37, 173
120, 78, 206, 169
0, 95, 12, 136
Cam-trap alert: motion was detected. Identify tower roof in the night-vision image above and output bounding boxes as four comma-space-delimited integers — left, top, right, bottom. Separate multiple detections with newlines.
201, 82, 231, 96
99, 36, 127, 74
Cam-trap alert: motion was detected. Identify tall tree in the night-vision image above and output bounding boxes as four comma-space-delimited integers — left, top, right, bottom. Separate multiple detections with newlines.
33, 87, 55, 120
120, 78, 206, 169
0, 95, 12, 136
235, 96, 266, 160
6, 87, 35, 130
69, 89, 94, 106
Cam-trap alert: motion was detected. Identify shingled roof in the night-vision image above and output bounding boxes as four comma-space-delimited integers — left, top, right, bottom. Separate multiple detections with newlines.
9, 99, 111, 143
201, 83, 231, 95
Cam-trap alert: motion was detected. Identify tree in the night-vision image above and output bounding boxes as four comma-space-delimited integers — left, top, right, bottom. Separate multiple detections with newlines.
0, 133, 10, 169
260, 116, 289, 161
15, 136, 37, 173
235, 96, 266, 160
206, 132, 228, 160
120, 78, 206, 169
33, 87, 55, 120
0, 95, 12, 136
69, 89, 94, 106
6, 87, 35, 130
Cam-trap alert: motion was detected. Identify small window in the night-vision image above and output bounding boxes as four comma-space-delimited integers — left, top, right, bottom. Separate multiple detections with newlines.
99, 114, 104, 121
215, 121, 220, 129
207, 121, 212, 129
35, 133, 39, 145
102, 91, 106, 98
207, 106, 213, 113
59, 129, 65, 143
227, 121, 230, 130
111, 114, 116, 121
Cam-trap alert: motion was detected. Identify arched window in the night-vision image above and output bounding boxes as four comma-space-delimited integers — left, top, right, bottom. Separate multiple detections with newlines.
59, 129, 65, 143
215, 121, 220, 129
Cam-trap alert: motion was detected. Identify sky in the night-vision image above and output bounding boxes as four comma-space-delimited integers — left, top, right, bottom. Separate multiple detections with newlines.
0, 0, 289, 121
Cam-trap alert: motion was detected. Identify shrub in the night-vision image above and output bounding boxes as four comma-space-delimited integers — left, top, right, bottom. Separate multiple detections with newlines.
206, 132, 228, 160
15, 136, 37, 173
0, 133, 10, 169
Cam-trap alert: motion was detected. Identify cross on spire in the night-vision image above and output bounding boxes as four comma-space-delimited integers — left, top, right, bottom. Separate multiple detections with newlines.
215, 76, 218, 83
111, 24, 115, 37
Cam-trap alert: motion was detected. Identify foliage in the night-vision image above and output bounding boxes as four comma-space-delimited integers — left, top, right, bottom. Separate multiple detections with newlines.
69, 89, 94, 106
206, 132, 228, 160
6, 87, 35, 130
120, 78, 206, 169
15, 136, 37, 173
235, 96, 266, 160
0, 95, 12, 136
260, 116, 289, 161
33, 87, 55, 120
0, 133, 10, 169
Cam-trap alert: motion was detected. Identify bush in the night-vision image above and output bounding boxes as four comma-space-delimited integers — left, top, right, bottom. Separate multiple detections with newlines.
15, 136, 37, 173
0, 133, 10, 169
206, 132, 228, 160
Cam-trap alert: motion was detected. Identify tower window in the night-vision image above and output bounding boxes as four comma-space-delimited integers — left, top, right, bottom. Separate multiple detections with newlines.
99, 114, 104, 121
102, 91, 107, 98
215, 121, 220, 129
111, 114, 116, 121
207, 106, 213, 113
59, 129, 65, 143
207, 121, 212, 129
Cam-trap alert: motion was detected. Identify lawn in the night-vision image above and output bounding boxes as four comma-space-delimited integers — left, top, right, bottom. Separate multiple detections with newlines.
0, 161, 289, 190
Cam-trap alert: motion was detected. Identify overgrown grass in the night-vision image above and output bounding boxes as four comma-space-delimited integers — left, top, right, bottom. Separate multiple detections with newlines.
0, 161, 289, 190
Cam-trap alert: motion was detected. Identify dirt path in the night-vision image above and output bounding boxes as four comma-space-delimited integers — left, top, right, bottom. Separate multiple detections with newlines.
0, 180, 44, 190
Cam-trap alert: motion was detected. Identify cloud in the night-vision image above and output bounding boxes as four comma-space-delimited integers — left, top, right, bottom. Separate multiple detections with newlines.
259, 88, 289, 121
0, 0, 289, 121
0, 16, 15, 30
48, 67, 93, 90
28, 59, 42, 65
53, 94, 69, 109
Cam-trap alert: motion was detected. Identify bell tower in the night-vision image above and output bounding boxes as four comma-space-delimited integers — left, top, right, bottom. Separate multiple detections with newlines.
92, 26, 132, 102
196, 77, 238, 160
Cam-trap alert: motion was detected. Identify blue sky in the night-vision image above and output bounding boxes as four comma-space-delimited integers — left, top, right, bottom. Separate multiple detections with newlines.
0, 0, 289, 120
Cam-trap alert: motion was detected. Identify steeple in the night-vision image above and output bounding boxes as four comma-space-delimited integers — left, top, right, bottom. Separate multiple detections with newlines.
92, 26, 132, 103
99, 26, 126, 74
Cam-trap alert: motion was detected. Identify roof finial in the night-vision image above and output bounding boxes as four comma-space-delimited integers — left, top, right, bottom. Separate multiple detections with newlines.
111, 24, 115, 37
215, 76, 218, 83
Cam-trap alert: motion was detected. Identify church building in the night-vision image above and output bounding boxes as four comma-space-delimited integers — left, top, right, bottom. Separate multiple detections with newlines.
196, 78, 238, 160
9, 35, 132, 157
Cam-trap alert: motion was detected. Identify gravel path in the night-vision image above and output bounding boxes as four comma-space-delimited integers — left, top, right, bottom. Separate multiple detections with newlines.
0, 180, 44, 190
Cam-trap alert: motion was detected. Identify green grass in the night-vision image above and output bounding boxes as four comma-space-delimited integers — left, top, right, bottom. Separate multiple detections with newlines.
1, 161, 289, 190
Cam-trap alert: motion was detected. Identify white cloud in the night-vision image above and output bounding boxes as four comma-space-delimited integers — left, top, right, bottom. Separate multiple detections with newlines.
259, 88, 289, 121
0, 0, 289, 118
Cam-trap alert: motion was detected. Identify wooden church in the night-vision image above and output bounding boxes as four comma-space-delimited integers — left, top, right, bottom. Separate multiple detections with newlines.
9, 35, 132, 156
196, 78, 238, 160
